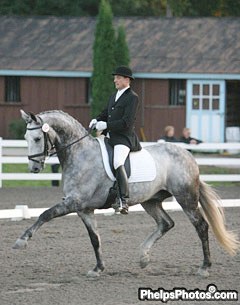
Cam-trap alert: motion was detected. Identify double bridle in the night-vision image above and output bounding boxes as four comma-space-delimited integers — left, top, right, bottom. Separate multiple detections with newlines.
27, 122, 92, 164
27, 124, 55, 164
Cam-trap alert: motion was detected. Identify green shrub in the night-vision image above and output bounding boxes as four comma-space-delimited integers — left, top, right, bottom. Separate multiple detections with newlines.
8, 119, 26, 139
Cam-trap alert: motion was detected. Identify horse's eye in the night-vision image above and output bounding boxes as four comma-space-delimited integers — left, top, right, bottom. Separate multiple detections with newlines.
34, 137, 41, 143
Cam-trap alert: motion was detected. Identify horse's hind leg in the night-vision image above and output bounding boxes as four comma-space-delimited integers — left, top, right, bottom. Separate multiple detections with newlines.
13, 198, 76, 249
183, 206, 211, 277
175, 193, 211, 277
140, 199, 174, 268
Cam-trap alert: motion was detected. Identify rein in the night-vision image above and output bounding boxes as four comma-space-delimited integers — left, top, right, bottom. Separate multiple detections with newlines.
49, 129, 92, 157
27, 123, 93, 164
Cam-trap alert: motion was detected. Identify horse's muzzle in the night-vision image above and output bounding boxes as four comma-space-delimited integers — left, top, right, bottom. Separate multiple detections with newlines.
31, 166, 41, 173
29, 160, 44, 173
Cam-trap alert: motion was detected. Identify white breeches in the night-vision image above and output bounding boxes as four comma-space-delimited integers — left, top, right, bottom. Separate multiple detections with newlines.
113, 144, 130, 169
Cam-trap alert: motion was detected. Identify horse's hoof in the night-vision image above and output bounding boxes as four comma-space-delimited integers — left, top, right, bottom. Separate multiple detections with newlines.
12, 238, 28, 249
87, 270, 100, 278
140, 255, 150, 269
197, 267, 209, 277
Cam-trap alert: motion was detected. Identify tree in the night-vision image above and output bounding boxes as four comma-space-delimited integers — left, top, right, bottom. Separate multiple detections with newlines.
110, 0, 163, 16
0, 0, 95, 16
1, 0, 240, 17
218, 0, 240, 16
91, 0, 116, 118
166, 0, 191, 16
166, 0, 240, 17
115, 25, 130, 67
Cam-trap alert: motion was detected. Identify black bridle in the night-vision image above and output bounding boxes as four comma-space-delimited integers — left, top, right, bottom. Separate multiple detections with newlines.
27, 123, 93, 164
27, 124, 55, 164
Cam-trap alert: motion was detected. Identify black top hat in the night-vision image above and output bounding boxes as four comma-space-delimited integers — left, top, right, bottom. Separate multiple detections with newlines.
112, 66, 134, 80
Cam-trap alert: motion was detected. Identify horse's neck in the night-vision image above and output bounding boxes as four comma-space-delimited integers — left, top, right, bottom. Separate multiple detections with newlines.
41, 111, 90, 164
57, 134, 97, 171
54, 124, 89, 162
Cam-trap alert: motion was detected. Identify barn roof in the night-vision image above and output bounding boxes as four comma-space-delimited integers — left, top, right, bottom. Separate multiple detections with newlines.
0, 16, 239, 75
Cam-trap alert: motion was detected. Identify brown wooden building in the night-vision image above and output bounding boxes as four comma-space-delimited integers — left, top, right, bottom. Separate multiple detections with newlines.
0, 17, 239, 142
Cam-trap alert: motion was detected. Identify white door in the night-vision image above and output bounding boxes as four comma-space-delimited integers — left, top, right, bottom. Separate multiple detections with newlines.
187, 80, 225, 142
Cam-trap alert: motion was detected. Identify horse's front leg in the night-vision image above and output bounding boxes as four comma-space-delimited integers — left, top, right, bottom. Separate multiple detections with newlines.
78, 209, 105, 277
13, 199, 76, 249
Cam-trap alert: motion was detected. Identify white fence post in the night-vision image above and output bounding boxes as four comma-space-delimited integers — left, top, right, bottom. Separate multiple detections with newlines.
0, 137, 2, 188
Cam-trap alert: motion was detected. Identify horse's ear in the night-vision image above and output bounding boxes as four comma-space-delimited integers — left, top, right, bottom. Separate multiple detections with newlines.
20, 109, 32, 123
20, 110, 38, 123
28, 112, 38, 123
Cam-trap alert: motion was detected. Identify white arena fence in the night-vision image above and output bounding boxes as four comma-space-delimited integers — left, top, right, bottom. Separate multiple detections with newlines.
1, 199, 240, 221
0, 138, 240, 220
0, 138, 240, 188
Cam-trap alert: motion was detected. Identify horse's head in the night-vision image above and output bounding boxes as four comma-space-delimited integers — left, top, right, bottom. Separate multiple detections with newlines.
21, 110, 55, 173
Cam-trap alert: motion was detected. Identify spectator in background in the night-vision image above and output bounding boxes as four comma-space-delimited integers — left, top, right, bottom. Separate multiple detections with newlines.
179, 127, 202, 144
159, 125, 178, 142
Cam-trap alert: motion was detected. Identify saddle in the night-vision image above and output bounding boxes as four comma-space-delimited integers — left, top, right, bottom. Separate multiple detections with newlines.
96, 135, 157, 209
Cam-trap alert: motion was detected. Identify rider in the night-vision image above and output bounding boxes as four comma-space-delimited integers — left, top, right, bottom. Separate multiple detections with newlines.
89, 66, 142, 214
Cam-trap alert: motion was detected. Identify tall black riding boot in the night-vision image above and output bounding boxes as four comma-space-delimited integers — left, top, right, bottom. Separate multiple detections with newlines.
115, 165, 129, 215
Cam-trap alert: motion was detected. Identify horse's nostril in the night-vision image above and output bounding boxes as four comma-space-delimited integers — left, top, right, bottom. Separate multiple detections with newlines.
32, 167, 40, 173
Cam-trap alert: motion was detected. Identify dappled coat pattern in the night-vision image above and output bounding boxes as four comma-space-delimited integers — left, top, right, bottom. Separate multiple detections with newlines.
13, 110, 239, 278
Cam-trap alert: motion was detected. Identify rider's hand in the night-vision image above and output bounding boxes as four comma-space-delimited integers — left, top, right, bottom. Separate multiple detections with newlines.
89, 119, 97, 129
95, 121, 107, 131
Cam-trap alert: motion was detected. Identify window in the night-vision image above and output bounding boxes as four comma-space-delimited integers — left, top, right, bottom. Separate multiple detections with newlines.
169, 79, 186, 105
5, 76, 21, 102
191, 82, 220, 111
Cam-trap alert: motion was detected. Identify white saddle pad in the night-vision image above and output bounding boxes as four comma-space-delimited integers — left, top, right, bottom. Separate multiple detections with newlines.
96, 136, 156, 183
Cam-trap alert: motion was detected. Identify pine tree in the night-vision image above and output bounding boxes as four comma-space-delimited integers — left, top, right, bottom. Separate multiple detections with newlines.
91, 0, 116, 118
115, 25, 130, 67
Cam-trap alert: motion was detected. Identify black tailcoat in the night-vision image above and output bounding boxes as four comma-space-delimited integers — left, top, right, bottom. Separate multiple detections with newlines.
96, 88, 142, 151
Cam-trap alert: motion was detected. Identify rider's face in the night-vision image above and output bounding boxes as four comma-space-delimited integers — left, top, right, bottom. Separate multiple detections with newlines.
114, 75, 130, 90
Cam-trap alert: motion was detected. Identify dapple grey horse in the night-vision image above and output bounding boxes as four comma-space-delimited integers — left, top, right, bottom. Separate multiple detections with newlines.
13, 110, 239, 277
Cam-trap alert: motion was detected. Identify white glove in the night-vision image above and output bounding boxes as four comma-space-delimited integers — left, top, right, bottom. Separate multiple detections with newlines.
89, 118, 97, 129
95, 121, 107, 131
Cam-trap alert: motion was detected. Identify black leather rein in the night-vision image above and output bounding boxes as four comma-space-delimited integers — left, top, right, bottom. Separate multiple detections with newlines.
27, 124, 93, 164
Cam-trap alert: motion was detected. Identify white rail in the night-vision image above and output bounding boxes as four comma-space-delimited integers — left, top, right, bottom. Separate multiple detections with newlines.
1, 199, 240, 220
0, 138, 240, 187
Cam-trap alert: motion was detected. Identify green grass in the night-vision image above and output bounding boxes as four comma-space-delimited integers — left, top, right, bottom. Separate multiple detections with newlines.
199, 165, 240, 187
200, 165, 239, 175
2, 164, 58, 187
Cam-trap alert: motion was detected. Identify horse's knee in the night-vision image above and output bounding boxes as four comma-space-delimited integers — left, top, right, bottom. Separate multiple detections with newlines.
39, 202, 74, 223
39, 206, 63, 222
39, 209, 53, 222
